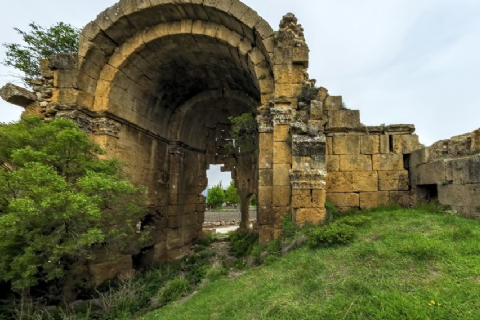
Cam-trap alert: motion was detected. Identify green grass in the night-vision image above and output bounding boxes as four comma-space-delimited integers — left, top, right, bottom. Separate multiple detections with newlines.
140, 208, 480, 320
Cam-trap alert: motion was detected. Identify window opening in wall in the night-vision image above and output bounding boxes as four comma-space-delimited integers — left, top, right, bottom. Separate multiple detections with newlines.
417, 184, 438, 202
389, 135, 394, 153
403, 154, 411, 170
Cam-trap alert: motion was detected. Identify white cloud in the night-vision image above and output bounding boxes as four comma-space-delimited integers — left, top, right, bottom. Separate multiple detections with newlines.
1, 0, 479, 146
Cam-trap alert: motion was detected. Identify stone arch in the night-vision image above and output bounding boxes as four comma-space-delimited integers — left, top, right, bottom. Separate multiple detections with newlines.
77, 0, 275, 112
73, 0, 276, 262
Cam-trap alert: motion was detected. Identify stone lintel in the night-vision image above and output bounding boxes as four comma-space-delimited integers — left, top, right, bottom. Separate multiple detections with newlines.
385, 124, 415, 135
290, 169, 327, 189
0, 83, 36, 107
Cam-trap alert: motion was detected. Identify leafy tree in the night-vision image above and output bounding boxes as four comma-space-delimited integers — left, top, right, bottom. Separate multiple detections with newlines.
0, 116, 147, 291
207, 183, 225, 209
2, 22, 80, 84
227, 112, 258, 153
225, 180, 240, 207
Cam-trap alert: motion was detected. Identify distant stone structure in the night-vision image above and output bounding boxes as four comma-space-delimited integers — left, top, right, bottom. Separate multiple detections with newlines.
1, 0, 477, 285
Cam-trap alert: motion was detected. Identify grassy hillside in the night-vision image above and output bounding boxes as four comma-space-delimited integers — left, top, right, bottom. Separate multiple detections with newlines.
141, 207, 480, 320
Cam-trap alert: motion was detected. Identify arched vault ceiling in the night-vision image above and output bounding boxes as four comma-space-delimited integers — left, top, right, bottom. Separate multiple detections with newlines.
112, 34, 261, 112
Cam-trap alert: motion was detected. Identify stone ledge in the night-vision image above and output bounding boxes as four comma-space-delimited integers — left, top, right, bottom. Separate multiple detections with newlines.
0, 83, 36, 107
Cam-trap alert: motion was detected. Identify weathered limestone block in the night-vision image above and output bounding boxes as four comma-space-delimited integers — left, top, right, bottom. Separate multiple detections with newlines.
352, 172, 378, 192
326, 172, 353, 192
292, 46, 309, 67
373, 154, 404, 171
389, 191, 412, 207
326, 110, 361, 131
50, 53, 78, 70
291, 189, 326, 208
409, 148, 429, 167
258, 186, 273, 206
310, 100, 324, 120
438, 184, 480, 209
259, 225, 274, 243
292, 156, 325, 170
292, 135, 326, 157
327, 155, 340, 172
326, 137, 333, 155
412, 161, 446, 185
324, 96, 342, 110
271, 107, 296, 125
274, 124, 290, 142
88, 255, 132, 286
259, 169, 273, 186
290, 169, 327, 189
327, 192, 360, 208
360, 192, 389, 209
339, 155, 372, 172
273, 142, 292, 164
316, 87, 328, 101
295, 208, 326, 226
379, 170, 410, 191
447, 156, 480, 184
39, 59, 54, 78
273, 163, 291, 186
0, 83, 36, 107
274, 64, 305, 84
361, 135, 380, 155
333, 135, 361, 155
392, 135, 422, 154
379, 135, 390, 154
385, 124, 415, 135
273, 186, 291, 207
259, 133, 273, 168
54, 70, 79, 89
166, 228, 183, 250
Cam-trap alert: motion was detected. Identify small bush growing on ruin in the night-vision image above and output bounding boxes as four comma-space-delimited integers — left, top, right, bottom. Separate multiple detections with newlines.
281, 212, 297, 238
228, 231, 259, 258
156, 278, 190, 306
298, 85, 320, 103
307, 222, 356, 248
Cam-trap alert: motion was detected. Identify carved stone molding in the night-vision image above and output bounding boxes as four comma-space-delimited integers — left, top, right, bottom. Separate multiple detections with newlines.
56, 110, 120, 137
292, 135, 326, 157
257, 114, 273, 133
271, 107, 295, 126
289, 169, 327, 189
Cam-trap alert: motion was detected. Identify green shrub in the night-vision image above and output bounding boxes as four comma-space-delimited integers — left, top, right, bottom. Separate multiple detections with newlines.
281, 212, 297, 238
307, 223, 356, 248
157, 278, 190, 306
229, 231, 259, 258
335, 215, 371, 227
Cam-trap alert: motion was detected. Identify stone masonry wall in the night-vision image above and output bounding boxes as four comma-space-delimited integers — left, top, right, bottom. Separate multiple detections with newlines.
410, 129, 480, 218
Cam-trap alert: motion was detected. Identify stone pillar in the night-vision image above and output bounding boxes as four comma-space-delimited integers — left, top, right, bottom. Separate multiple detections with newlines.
290, 135, 327, 225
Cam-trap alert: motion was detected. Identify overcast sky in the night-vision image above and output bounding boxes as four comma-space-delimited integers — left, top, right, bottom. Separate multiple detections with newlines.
1, 0, 480, 186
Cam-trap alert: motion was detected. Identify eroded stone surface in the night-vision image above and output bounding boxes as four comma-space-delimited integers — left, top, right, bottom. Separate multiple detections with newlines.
0, 0, 457, 289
